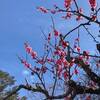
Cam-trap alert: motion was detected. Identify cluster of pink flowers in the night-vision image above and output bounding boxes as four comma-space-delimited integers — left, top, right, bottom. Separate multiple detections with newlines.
83, 51, 90, 60
64, 0, 72, 9
61, 40, 69, 49
50, 9, 56, 14
20, 56, 48, 74
74, 69, 78, 75
19, 57, 31, 68
37, 5, 60, 15
79, 51, 90, 65
76, 8, 83, 21
54, 29, 60, 37
91, 14, 97, 21
56, 58, 69, 67
33, 66, 47, 74
74, 38, 81, 52
53, 42, 76, 78
89, 0, 96, 9
54, 47, 66, 57
24, 43, 37, 59
47, 33, 51, 42
37, 6, 48, 13
20, 35, 91, 80
62, 12, 72, 19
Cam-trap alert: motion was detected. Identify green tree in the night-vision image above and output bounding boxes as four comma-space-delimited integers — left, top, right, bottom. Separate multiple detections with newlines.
0, 70, 27, 100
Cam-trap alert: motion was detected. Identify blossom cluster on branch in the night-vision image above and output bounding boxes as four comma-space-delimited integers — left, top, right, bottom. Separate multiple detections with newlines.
4, 0, 100, 100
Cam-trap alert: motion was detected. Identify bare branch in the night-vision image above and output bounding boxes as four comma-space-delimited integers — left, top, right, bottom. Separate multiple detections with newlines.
63, 21, 90, 39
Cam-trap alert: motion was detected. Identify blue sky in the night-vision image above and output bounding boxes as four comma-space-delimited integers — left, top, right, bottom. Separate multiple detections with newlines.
0, 0, 100, 99
0, 0, 50, 83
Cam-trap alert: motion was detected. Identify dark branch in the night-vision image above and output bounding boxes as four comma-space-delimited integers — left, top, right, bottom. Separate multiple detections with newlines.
73, 51, 100, 58
4, 81, 100, 100
63, 21, 90, 39
74, 58, 100, 86
73, 0, 79, 11
53, 7, 100, 25
47, 80, 100, 99
83, 25, 99, 43
74, 11, 100, 25
3, 85, 49, 100
69, 80, 100, 95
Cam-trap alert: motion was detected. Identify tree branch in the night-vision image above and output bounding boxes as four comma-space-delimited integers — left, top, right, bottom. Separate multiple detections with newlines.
63, 21, 90, 39
74, 58, 100, 86
3, 85, 49, 100
69, 80, 100, 95
47, 80, 100, 99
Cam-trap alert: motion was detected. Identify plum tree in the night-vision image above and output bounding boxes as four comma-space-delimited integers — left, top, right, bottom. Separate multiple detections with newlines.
4, 0, 100, 100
